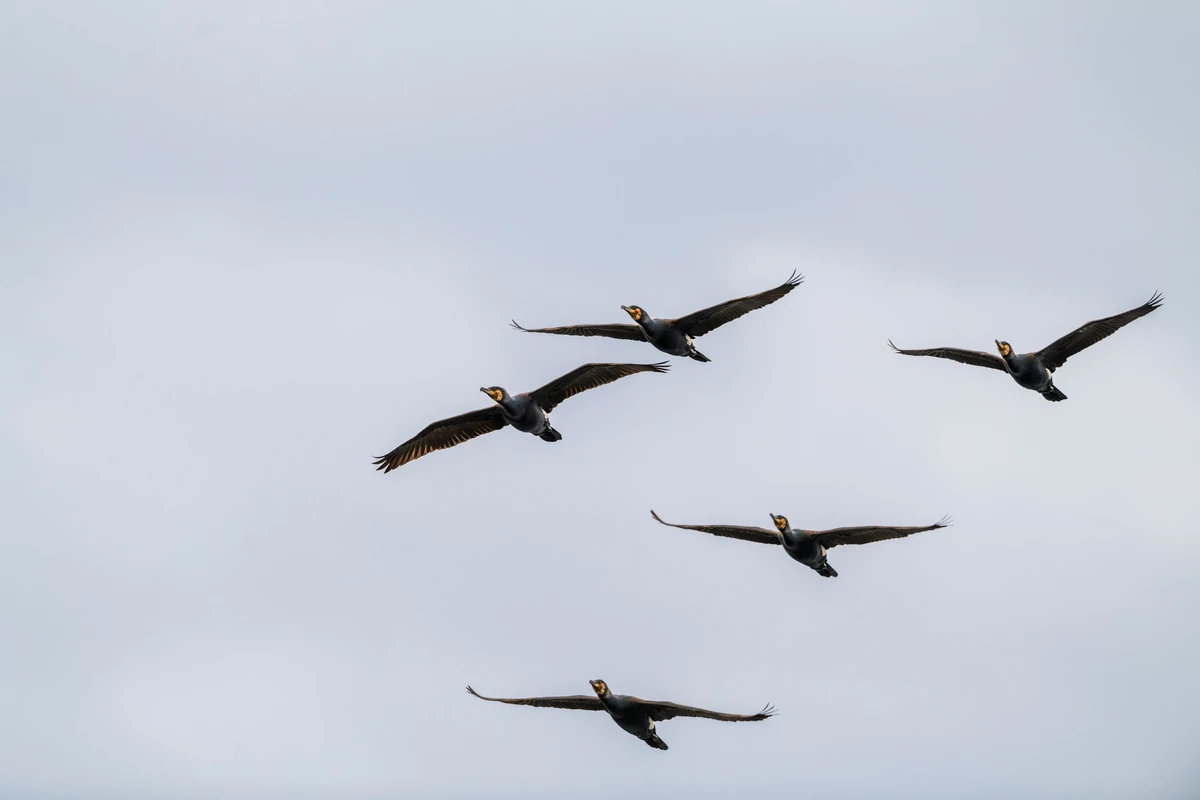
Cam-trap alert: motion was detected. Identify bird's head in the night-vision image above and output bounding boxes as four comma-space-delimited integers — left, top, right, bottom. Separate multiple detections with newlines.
480, 386, 508, 404
589, 679, 610, 697
769, 513, 789, 532
620, 305, 646, 323
995, 340, 1013, 358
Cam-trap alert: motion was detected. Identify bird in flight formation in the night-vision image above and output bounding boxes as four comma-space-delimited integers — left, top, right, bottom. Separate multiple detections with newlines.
888, 292, 1163, 401
651, 510, 952, 578
512, 271, 803, 362
373, 362, 668, 472
375, 276, 1164, 752
466, 680, 776, 751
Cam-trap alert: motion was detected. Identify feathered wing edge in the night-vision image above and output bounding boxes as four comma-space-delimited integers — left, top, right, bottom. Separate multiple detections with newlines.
638, 699, 779, 722
373, 406, 507, 472
465, 685, 604, 711
531, 361, 670, 412
1037, 292, 1164, 371
815, 515, 954, 548
649, 509, 783, 546
510, 320, 646, 341
887, 341, 1007, 372
670, 271, 804, 337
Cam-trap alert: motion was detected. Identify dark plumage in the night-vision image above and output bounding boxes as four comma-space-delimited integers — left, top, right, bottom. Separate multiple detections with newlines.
650, 510, 952, 578
889, 292, 1163, 401
511, 271, 803, 362
466, 680, 776, 751
372, 362, 668, 471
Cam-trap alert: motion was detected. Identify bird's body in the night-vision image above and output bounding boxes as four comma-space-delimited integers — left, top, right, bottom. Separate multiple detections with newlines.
631, 316, 705, 361
599, 691, 667, 749
372, 362, 668, 471
649, 510, 952, 578
777, 526, 834, 577
511, 271, 803, 362
466, 680, 775, 751
491, 389, 559, 439
889, 293, 1163, 401
1003, 352, 1053, 392
998, 349, 1062, 399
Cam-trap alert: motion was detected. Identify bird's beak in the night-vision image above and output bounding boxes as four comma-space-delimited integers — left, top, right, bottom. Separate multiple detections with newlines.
479, 387, 488, 394
620, 305, 637, 320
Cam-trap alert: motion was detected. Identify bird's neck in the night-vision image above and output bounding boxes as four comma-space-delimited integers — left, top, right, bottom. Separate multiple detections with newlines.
780, 527, 805, 546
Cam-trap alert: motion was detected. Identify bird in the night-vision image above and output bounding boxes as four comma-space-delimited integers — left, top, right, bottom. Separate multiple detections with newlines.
887, 292, 1163, 401
510, 271, 803, 362
466, 680, 776, 751
372, 362, 669, 472
650, 509, 952, 578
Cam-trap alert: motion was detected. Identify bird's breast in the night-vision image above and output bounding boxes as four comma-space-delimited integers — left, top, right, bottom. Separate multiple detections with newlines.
783, 534, 821, 564
503, 399, 547, 433
1009, 358, 1052, 390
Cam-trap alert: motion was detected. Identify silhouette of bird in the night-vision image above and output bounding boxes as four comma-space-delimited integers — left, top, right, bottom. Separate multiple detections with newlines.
466, 680, 776, 751
650, 509, 952, 578
888, 293, 1163, 401
373, 362, 668, 471
511, 271, 803, 362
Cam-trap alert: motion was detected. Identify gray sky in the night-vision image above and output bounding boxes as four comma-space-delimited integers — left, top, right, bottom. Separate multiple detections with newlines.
2, 2, 1199, 798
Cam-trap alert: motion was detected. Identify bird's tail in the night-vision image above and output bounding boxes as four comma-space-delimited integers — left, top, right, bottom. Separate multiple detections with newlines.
817, 562, 838, 578
688, 350, 711, 363
539, 425, 563, 442
1041, 385, 1067, 402
644, 733, 669, 750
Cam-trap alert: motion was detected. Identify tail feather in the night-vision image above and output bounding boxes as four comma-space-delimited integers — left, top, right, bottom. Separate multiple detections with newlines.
539, 425, 563, 442
688, 350, 711, 363
817, 562, 838, 578
1041, 385, 1067, 402
644, 733, 669, 750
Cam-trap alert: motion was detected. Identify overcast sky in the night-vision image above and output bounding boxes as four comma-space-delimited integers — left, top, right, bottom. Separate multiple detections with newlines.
2, 2, 1199, 798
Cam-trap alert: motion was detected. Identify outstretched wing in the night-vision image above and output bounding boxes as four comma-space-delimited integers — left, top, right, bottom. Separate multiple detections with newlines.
373, 406, 507, 472
530, 362, 669, 412
649, 510, 781, 546
813, 515, 953, 549
887, 341, 1007, 372
632, 698, 778, 723
668, 271, 803, 337
511, 320, 646, 341
465, 686, 604, 711
1036, 292, 1164, 371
